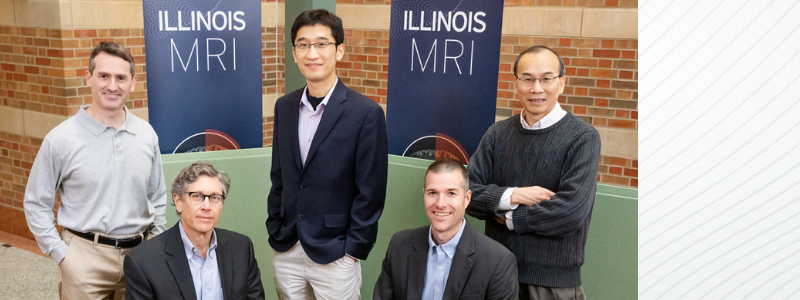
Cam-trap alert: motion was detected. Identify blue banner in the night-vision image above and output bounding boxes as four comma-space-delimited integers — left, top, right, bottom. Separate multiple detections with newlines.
386, 0, 504, 164
143, 0, 262, 154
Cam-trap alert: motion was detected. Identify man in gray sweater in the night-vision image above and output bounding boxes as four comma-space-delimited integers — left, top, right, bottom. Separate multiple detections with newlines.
466, 45, 601, 300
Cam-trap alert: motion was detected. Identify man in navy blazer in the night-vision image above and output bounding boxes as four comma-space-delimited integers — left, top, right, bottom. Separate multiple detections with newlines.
124, 161, 265, 299
266, 9, 388, 299
374, 159, 518, 300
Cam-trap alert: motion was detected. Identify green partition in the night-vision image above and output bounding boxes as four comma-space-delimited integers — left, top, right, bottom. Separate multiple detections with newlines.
163, 148, 637, 300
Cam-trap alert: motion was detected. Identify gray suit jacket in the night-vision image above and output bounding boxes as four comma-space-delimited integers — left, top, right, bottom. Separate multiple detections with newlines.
374, 223, 519, 300
123, 223, 265, 299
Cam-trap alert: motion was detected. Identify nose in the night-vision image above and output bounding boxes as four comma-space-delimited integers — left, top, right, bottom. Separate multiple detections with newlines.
107, 78, 120, 91
435, 195, 447, 208
306, 45, 320, 59
199, 196, 213, 210
529, 79, 545, 93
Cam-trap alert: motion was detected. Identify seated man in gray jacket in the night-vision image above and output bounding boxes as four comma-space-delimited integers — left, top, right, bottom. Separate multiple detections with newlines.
374, 159, 518, 300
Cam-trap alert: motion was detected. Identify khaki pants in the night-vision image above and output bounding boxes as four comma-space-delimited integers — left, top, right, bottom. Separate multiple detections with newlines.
519, 284, 586, 300
58, 230, 135, 300
272, 242, 362, 300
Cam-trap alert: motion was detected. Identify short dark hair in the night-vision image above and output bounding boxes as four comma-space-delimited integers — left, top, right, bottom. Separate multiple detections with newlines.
88, 41, 136, 77
513, 45, 565, 78
424, 159, 469, 192
290, 9, 345, 47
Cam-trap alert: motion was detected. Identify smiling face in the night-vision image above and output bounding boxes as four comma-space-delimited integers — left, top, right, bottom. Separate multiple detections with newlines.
514, 50, 566, 125
174, 175, 224, 237
424, 170, 471, 245
85, 52, 136, 113
292, 24, 345, 88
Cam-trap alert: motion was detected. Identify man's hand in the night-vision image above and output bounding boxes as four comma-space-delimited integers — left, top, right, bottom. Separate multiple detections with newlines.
510, 186, 555, 206
59, 258, 64, 267
494, 215, 507, 225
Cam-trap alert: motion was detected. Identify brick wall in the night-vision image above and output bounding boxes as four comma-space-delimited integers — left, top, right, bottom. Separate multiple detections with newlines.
0, 27, 148, 115
338, 30, 390, 105
262, 24, 285, 147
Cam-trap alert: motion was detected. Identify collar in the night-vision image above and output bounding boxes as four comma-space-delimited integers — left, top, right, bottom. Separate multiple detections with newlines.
75, 105, 138, 136
520, 102, 567, 130
299, 77, 338, 110
178, 222, 218, 260
427, 218, 466, 260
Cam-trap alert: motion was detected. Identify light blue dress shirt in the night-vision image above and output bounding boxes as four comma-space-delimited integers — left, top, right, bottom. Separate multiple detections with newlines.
421, 219, 467, 300
179, 222, 223, 300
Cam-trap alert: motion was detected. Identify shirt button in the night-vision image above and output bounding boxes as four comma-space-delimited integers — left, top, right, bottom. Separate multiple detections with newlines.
298, 214, 304, 220
307, 139, 311, 143
438, 266, 442, 269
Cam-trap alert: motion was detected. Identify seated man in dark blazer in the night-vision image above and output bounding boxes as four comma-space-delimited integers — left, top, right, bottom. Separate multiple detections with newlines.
374, 159, 519, 300
124, 161, 265, 299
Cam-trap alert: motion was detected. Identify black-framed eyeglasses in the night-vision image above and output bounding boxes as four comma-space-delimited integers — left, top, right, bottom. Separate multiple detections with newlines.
516, 75, 563, 87
184, 192, 225, 206
294, 42, 336, 50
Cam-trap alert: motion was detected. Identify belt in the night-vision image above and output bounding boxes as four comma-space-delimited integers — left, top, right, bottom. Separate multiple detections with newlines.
66, 228, 148, 249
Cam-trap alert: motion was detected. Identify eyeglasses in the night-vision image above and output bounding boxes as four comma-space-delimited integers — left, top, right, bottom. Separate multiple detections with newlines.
184, 192, 225, 206
294, 42, 336, 51
516, 75, 563, 87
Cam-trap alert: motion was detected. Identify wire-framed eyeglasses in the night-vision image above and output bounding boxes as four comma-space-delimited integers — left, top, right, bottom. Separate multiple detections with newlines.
516, 75, 563, 87
294, 42, 336, 51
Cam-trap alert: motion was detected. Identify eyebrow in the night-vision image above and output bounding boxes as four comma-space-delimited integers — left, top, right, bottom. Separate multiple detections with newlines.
96, 71, 128, 78
521, 71, 556, 77
296, 36, 331, 42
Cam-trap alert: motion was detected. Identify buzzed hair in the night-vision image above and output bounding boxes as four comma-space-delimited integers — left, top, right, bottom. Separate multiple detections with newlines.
424, 159, 469, 192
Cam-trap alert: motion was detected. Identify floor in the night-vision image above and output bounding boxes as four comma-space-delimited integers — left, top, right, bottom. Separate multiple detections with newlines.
0, 230, 58, 300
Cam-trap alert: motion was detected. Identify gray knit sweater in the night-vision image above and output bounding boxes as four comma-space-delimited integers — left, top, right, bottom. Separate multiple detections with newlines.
467, 112, 601, 287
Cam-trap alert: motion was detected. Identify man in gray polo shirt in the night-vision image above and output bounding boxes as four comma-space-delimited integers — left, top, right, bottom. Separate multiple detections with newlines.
23, 41, 166, 299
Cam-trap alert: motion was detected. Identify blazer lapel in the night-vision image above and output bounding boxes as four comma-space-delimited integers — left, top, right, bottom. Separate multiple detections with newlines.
288, 91, 303, 171
407, 230, 429, 300
442, 224, 476, 299
164, 225, 197, 300
303, 80, 346, 169
215, 231, 233, 300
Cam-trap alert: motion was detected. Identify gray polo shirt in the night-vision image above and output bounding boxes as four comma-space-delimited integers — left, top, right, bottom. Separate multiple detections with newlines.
23, 106, 167, 263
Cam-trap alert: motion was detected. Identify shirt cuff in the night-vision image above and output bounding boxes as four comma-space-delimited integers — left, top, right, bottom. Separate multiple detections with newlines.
498, 188, 519, 211
504, 210, 515, 230
52, 242, 69, 265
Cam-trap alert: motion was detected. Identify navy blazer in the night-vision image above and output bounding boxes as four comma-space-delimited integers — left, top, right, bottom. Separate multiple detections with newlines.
123, 223, 265, 300
373, 224, 519, 300
266, 79, 388, 264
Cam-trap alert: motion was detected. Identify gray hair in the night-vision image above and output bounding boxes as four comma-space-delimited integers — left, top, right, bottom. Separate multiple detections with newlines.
171, 161, 231, 199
